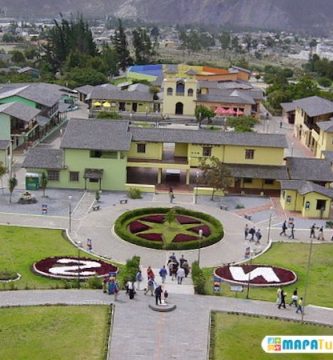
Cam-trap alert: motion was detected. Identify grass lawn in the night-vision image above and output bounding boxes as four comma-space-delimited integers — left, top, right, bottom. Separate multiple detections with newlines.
210, 312, 333, 360
203, 242, 333, 308
0, 225, 119, 290
0, 305, 110, 360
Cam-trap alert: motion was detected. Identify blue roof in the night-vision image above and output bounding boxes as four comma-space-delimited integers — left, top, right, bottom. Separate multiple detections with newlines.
128, 64, 163, 77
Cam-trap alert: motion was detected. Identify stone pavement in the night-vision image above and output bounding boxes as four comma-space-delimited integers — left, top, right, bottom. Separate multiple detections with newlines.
1, 290, 332, 360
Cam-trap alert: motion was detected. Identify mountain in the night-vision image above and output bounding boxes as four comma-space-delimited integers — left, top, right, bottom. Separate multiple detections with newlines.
2, 0, 333, 34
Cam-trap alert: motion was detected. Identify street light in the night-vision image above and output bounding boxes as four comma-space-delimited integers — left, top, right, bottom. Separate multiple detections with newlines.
77, 240, 82, 289
198, 229, 203, 266
267, 206, 273, 244
302, 235, 314, 322
68, 195, 72, 233
246, 244, 253, 299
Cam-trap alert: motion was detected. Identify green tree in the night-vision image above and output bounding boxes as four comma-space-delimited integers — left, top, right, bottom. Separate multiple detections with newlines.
220, 32, 231, 50
0, 161, 6, 194
112, 19, 132, 72
226, 116, 257, 132
40, 172, 48, 197
64, 67, 107, 87
199, 157, 232, 200
10, 50, 26, 64
195, 105, 215, 127
132, 28, 154, 64
8, 176, 17, 204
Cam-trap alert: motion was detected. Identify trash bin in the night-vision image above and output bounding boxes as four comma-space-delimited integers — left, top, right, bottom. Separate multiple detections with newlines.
25, 173, 40, 190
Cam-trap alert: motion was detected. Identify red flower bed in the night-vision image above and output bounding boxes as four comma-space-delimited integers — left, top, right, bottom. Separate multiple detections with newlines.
128, 220, 151, 234
173, 234, 198, 242
189, 225, 211, 237
137, 233, 163, 241
33, 256, 118, 279
214, 264, 297, 287
176, 215, 201, 225
139, 214, 165, 223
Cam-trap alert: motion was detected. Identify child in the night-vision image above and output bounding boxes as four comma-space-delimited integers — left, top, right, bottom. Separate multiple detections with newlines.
296, 297, 303, 314
163, 290, 169, 303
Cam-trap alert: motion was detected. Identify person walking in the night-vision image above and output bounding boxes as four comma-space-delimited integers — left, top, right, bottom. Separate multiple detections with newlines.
278, 289, 287, 309
280, 220, 287, 236
255, 229, 262, 244
144, 277, 155, 296
126, 280, 136, 300
310, 223, 316, 238
318, 226, 325, 241
169, 187, 175, 203
244, 224, 249, 240
135, 270, 143, 290
289, 289, 298, 307
177, 266, 185, 285
154, 284, 163, 305
249, 226, 256, 241
87, 238, 92, 251
296, 297, 304, 314
159, 265, 168, 284
147, 266, 155, 281
288, 222, 295, 240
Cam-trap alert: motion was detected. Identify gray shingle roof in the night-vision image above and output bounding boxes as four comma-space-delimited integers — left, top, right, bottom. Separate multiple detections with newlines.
227, 164, 288, 180
280, 180, 333, 198
86, 85, 153, 102
75, 85, 94, 95
61, 118, 132, 151
294, 96, 333, 117
130, 127, 288, 148
318, 120, 333, 132
280, 102, 297, 113
22, 148, 64, 169
286, 157, 333, 182
0, 140, 9, 150
0, 102, 40, 122
323, 151, 333, 162
197, 93, 255, 105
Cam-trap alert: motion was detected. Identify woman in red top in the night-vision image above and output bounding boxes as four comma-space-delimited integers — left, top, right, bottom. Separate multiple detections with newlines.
147, 266, 155, 280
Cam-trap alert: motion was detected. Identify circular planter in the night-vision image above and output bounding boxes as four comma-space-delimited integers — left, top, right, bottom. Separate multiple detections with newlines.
0, 271, 21, 282
214, 264, 297, 287
33, 256, 118, 279
114, 207, 224, 250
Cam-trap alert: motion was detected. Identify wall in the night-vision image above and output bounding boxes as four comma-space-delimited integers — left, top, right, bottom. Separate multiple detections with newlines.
188, 144, 223, 167
317, 130, 333, 158
174, 143, 188, 157
302, 192, 331, 218
0, 113, 10, 140
128, 142, 163, 160
224, 145, 284, 165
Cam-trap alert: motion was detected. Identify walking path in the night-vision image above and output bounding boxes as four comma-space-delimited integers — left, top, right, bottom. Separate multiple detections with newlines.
1, 290, 332, 360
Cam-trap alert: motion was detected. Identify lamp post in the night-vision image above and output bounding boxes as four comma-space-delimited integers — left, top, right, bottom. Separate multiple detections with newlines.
198, 229, 203, 266
195, 171, 199, 204
68, 195, 72, 233
77, 240, 82, 289
246, 244, 253, 299
301, 235, 314, 322
291, 142, 294, 157
267, 206, 273, 244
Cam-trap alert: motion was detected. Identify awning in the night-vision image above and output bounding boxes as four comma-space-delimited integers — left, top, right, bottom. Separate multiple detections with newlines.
93, 101, 101, 107
103, 101, 111, 108
214, 107, 228, 116
84, 168, 104, 180
36, 115, 51, 127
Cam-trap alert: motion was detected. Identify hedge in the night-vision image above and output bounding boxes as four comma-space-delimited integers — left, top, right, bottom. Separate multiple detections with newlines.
191, 261, 206, 294
114, 207, 224, 251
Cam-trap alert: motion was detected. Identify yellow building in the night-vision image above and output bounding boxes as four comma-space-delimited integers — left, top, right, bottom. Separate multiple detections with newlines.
292, 96, 333, 156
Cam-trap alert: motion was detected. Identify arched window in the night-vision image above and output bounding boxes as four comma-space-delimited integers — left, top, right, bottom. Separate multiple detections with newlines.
176, 81, 185, 95
167, 87, 173, 96
187, 88, 193, 97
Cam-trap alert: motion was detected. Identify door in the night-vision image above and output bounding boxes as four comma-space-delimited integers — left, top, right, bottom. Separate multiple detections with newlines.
175, 102, 184, 115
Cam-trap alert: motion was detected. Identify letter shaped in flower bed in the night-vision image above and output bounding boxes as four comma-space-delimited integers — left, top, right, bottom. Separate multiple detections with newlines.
176, 215, 201, 225
139, 214, 165, 223
189, 225, 211, 237
173, 234, 198, 242
137, 233, 163, 241
129, 220, 151, 234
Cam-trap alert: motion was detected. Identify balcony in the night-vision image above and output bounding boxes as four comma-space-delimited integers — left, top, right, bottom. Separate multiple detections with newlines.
176, 91, 184, 96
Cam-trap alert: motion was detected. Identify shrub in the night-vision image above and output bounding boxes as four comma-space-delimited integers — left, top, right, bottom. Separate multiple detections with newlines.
87, 276, 103, 289
128, 187, 142, 199
97, 111, 121, 119
140, 214, 165, 223
190, 225, 211, 237
191, 261, 206, 295
129, 220, 150, 233
176, 215, 201, 224
0, 270, 18, 281
118, 256, 140, 287
173, 234, 198, 242
138, 233, 163, 241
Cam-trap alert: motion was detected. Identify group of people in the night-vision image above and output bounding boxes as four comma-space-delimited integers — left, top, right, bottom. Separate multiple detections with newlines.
167, 253, 190, 284
142, 266, 169, 305
103, 274, 120, 300
244, 224, 262, 244
279, 219, 295, 239
276, 287, 303, 314
309, 223, 332, 241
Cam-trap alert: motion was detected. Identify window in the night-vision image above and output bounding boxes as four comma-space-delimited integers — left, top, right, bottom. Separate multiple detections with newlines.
245, 149, 255, 159
47, 170, 59, 181
137, 143, 146, 153
316, 199, 326, 210
286, 195, 292, 203
202, 147, 212, 157
264, 179, 274, 185
243, 178, 252, 183
89, 178, 99, 183
90, 150, 102, 158
167, 87, 173, 96
69, 171, 79, 182
188, 88, 193, 97
305, 201, 310, 209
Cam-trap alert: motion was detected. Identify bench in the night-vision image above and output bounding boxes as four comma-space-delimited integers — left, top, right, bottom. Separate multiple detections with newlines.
120, 199, 128, 204
244, 214, 252, 221
92, 205, 100, 211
